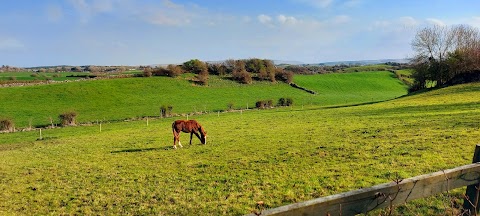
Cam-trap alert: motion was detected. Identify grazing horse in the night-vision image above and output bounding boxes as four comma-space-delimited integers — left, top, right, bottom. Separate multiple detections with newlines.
172, 120, 207, 149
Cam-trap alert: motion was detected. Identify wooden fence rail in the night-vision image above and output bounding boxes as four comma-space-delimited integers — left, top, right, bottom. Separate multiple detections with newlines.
248, 144, 480, 216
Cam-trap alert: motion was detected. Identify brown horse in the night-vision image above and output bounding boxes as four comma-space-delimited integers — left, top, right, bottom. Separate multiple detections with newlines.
172, 120, 207, 149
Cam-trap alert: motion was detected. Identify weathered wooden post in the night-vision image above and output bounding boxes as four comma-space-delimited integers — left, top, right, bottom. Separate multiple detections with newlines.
39, 129, 42, 140
463, 144, 480, 215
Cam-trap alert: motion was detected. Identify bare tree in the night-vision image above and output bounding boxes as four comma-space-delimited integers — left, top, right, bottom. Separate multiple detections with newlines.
410, 24, 480, 89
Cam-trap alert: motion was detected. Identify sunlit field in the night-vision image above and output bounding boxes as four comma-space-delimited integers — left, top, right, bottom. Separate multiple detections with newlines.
1, 83, 478, 215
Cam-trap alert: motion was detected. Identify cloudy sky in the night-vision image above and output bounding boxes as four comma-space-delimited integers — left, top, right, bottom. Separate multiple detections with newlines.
1, 0, 480, 67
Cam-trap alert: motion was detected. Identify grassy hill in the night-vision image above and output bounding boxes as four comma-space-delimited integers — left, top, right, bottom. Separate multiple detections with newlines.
0, 72, 407, 128
293, 71, 407, 105
0, 82, 478, 215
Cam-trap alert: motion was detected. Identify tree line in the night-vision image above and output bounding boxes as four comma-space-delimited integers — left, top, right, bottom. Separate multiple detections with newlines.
410, 24, 480, 91
143, 58, 294, 85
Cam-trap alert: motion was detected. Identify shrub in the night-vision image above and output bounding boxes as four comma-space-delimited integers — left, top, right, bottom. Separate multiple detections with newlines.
255, 99, 274, 109
143, 68, 152, 77
152, 67, 170, 76
227, 102, 235, 111
278, 97, 294, 106
160, 105, 173, 117
0, 118, 14, 132
275, 70, 294, 84
59, 111, 77, 126
255, 101, 265, 109
233, 71, 252, 84
286, 98, 294, 106
166, 64, 183, 77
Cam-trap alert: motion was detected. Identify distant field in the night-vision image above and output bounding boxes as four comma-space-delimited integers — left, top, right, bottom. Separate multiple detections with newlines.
0, 82, 478, 215
0, 72, 408, 127
341, 64, 394, 73
0, 71, 142, 82
293, 71, 408, 105
0, 71, 91, 81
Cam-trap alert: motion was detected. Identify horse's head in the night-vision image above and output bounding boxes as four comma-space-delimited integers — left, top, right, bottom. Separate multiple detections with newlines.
200, 127, 207, 145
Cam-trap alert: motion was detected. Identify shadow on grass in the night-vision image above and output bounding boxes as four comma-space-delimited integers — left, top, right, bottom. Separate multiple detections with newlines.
111, 146, 172, 153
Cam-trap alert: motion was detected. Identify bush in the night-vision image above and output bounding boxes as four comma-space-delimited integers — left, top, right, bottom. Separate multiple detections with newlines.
59, 111, 77, 126
255, 99, 273, 109
160, 105, 173, 117
0, 118, 14, 132
275, 70, 294, 84
166, 64, 183, 77
278, 97, 294, 106
227, 102, 235, 111
286, 98, 293, 106
143, 68, 152, 77
152, 67, 170, 76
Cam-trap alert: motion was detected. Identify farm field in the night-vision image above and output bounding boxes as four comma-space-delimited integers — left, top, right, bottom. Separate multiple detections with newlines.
0, 82, 479, 215
0, 71, 408, 128
0, 71, 143, 82
0, 71, 91, 81
293, 71, 407, 106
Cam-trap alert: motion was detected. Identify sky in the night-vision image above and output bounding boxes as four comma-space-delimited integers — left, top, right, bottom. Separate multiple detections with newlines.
1, 0, 480, 67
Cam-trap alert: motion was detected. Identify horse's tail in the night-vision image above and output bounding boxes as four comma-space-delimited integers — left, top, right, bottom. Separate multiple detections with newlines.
172, 121, 176, 135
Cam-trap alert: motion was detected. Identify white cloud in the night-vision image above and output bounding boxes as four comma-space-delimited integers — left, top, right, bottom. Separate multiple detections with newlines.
399, 16, 418, 29
426, 18, 446, 27
258, 14, 272, 24
0, 38, 25, 50
277, 15, 297, 25
142, 0, 204, 26
68, 0, 116, 23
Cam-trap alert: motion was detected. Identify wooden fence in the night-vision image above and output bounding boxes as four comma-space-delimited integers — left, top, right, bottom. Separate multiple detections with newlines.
247, 144, 480, 216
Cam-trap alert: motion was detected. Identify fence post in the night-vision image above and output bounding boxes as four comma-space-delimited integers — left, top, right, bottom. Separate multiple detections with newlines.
463, 144, 480, 215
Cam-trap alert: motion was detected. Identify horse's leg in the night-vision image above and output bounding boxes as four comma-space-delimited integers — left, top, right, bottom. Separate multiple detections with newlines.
177, 133, 183, 148
193, 131, 202, 143
173, 131, 182, 149
190, 132, 193, 145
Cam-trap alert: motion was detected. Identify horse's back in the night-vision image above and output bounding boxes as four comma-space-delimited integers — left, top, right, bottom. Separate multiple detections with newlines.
172, 119, 200, 132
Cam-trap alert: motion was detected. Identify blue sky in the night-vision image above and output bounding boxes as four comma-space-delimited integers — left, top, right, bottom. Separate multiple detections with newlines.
1, 0, 480, 67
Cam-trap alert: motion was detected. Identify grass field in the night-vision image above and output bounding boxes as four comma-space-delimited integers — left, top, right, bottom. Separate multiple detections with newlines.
293, 71, 407, 105
0, 71, 142, 82
0, 72, 408, 128
0, 82, 479, 215
0, 71, 91, 81
341, 64, 394, 73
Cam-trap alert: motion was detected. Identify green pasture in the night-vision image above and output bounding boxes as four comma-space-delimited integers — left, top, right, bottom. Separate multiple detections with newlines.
293, 71, 407, 105
0, 72, 408, 128
0, 82, 479, 215
0, 70, 142, 82
0, 71, 90, 81
341, 64, 394, 73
